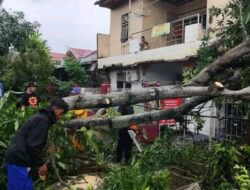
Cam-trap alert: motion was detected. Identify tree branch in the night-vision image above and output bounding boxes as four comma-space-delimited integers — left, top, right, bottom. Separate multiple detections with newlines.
238, 0, 249, 38
66, 96, 211, 130
47, 137, 71, 189
185, 38, 250, 86
63, 84, 250, 109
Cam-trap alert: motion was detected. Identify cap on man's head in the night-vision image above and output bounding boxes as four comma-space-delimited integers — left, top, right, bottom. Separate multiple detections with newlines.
28, 82, 37, 87
71, 87, 81, 94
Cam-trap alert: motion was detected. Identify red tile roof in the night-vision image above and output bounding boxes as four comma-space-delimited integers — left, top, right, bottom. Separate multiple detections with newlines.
50, 52, 67, 60
67, 48, 93, 58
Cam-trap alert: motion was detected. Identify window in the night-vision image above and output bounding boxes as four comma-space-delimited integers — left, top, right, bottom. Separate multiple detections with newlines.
121, 14, 129, 43
184, 16, 198, 26
183, 13, 207, 29
201, 13, 207, 29
117, 72, 131, 91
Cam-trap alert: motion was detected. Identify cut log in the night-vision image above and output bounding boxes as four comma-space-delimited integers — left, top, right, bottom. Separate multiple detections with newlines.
208, 82, 224, 94
63, 84, 250, 109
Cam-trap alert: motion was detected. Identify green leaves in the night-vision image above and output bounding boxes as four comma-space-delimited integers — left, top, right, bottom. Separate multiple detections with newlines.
0, 91, 10, 109
98, 134, 187, 190
78, 127, 100, 154
57, 162, 67, 170
211, 0, 249, 49
99, 164, 171, 190
183, 35, 219, 82
202, 143, 250, 189
209, 6, 221, 24
141, 170, 171, 190
0, 8, 39, 55
14, 120, 19, 131
0, 140, 7, 148
0, 32, 54, 97
48, 77, 74, 97
234, 165, 250, 190
189, 111, 205, 132
64, 58, 89, 86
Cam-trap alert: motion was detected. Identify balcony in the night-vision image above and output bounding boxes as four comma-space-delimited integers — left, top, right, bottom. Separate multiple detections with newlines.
121, 13, 206, 54
98, 13, 206, 69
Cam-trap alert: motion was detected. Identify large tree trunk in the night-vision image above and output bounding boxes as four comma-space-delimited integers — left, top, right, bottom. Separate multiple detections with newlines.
66, 96, 210, 130
64, 85, 250, 109
67, 81, 250, 130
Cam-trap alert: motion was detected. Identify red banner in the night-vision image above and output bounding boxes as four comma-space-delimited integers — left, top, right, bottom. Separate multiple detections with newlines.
159, 98, 182, 125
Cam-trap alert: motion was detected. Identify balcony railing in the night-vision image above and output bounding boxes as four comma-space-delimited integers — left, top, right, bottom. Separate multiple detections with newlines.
167, 13, 206, 45
122, 13, 206, 54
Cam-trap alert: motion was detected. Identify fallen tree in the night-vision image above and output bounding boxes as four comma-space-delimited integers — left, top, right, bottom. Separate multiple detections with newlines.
65, 61, 250, 130
64, 84, 250, 109
67, 81, 248, 130
63, 3, 250, 131
64, 40, 250, 130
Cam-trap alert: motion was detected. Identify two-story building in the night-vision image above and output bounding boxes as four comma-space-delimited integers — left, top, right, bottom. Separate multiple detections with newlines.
95, 0, 228, 91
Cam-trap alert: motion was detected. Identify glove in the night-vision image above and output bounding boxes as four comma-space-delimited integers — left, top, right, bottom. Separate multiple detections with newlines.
39, 164, 48, 180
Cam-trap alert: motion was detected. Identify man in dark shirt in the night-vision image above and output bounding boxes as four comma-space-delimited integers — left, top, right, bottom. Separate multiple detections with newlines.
5, 98, 68, 190
21, 82, 41, 111
140, 36, 149, 51
116, 105, 135, 164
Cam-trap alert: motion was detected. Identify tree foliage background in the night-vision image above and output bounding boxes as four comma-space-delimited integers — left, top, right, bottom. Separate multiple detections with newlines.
64, 58, 89, 86
0, 7, 53, 96
0, 9, 39, 55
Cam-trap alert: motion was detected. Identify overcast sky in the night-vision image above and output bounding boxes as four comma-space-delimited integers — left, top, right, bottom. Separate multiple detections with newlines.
3, 0, 110, 53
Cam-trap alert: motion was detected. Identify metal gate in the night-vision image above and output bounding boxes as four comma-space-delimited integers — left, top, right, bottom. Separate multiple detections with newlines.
216, 103, 250, 143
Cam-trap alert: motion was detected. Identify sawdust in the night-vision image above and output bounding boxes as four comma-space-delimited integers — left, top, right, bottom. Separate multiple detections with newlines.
70, 174, 102, 189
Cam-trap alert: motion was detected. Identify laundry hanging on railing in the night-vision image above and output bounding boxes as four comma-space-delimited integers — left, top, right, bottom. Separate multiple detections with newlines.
151, 22, 171, 37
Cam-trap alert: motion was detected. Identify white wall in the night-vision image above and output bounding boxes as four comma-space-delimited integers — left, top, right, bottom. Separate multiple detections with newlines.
187, 100, 219, 137
109, 68, 141, 91
109, 61, 183, 92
